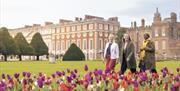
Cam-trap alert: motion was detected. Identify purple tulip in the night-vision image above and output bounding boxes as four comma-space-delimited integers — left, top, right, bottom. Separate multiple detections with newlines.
93, 70, 98, 76
170, 85, 179, 91
84, 65, 88, 71
70, 71, 76, 79
22, 79, 27, 85
41, 76, 45, 81
51, 74, 56, 78
14, 73, 20, 79
105, 68, 111, 74
22, 72, 26, 77
176, 68, 180, 72
27, 72, 31, 78
62, 71, 65, 76
85, 74, 92, 82
39, 72, 43, 77
66, 76, 72, 83
98, 69, 103, 75
56, 79, 61, 84
74, 69, 78, 73
37, 78, 43, 88
140, 73, 147, 81
162, 70, 167, 78
2, 74, 5, 79
7, 74, 11, 80
173, 76, 179, 81
67, 69, 70, 73
56, 71, 62, 76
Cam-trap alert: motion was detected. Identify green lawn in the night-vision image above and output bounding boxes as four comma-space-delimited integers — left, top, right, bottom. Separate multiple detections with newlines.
0, 60, 179, 76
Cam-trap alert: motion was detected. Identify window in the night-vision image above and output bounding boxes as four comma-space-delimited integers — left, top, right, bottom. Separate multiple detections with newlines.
66, 26, 70, 32
109, 25, 113, 31
61, 41, 65, 50
52, 42, 55, 50
61, 27, 65, 33
56, 28, 60, 33
52, 29, 56, 33
114, 26, 119, 31
155, 41, 158, 50
155, 29, 159, 37
77, 39, 81, 48
99, 24, 103, 30
66, 40, 70, 49
89, 39, 93, 50
99, 39, 103, 49
162, 40, 166, 50
162, 28, 166, 36
57, 42, 60, 50
77, 25, 81, 31
89, 24, 94, 30
72, 26, 76, 31
57, 36, 60, 39
83, 24, 87, 30
83, 39, 87, 49
104, 24, 109, 30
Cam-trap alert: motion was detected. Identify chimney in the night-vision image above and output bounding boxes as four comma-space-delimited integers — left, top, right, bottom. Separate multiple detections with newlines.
131, 22, 133, 28
108, 17, 118, 21
45, 22, 53, 26
75, 17, 79, 21
134, 21, 137, 28
24, 25, 32, 28
59, 19, 72, 24
171, 12, 177, 23
33, 24, 41, 27
141, 19, 145, 27
79, 18, 82, 21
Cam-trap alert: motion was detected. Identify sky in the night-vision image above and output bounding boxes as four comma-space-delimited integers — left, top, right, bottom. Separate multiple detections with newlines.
0, 0, 179, 29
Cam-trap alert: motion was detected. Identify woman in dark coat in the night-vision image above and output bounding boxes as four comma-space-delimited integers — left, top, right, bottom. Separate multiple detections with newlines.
120, 33, 136, 74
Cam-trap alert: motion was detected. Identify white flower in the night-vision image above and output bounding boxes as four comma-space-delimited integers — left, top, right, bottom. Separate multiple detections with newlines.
97, 81, 101, 87
87, 85, 94, 91
34, 81, 37, 86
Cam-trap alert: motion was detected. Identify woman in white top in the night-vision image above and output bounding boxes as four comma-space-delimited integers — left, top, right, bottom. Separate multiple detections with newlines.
104, 34, 119, 72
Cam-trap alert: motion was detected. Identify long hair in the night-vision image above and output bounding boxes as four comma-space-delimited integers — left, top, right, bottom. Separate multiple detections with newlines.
122, 33, 132, 43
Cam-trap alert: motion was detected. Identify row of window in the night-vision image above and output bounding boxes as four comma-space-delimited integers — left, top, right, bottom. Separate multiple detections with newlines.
154, 28, 166, 37
50, 38, 108, 51
155, 40, 166, 50
52, 24, 118, 33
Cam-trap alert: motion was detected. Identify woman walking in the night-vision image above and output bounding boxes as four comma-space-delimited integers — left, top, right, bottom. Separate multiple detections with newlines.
120, 33, 136, 74
104, 34, 119, 72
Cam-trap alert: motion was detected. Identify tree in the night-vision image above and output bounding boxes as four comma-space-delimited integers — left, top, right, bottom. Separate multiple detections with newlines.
116, 28, 127, 51
14, 32, 34, 61
0, 27, 19, 61
62, 43, 85, 61
30, 32, 48, 60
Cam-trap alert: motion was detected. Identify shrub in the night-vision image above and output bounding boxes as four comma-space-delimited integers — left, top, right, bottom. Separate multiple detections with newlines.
62, 43, 85, 61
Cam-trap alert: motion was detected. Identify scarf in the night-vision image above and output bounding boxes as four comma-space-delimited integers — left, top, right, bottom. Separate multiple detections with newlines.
139, 39, 149, 61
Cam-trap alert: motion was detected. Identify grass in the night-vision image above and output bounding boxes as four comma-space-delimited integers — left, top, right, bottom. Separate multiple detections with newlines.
0, 60, 179, 76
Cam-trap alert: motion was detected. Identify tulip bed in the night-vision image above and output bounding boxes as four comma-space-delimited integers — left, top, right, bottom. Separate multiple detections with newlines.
0, 61, 180, 91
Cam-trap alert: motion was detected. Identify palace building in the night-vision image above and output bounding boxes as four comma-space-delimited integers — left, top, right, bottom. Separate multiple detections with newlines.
9, 15, 120, 60
128, 8, 180, 60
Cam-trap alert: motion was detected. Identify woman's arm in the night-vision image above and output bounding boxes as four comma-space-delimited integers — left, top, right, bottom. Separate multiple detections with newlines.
144, 41, 155, 52
127, 42, 135, 61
